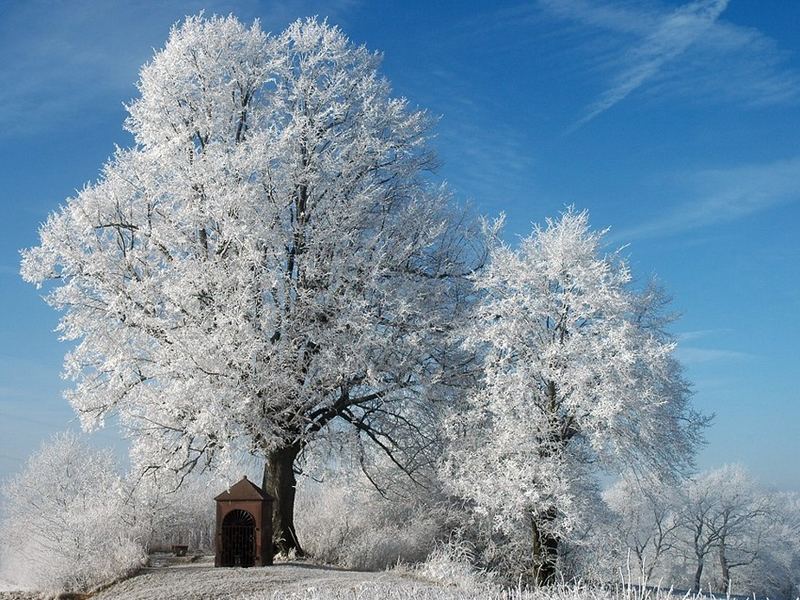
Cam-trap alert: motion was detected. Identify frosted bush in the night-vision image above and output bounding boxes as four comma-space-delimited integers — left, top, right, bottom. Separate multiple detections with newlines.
296, 470, 451, 570
126, 470, 222, 553
0, 433, 146, 593
411, 539, 492, 591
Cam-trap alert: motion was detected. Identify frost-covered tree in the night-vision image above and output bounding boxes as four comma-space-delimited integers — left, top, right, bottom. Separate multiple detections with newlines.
21, 15, 478, 554
444, 209, 706, 584
704, 466, 774, 592
603, 475, 682, 583
676, 465, 774, 593
0, 433, 144, 593
749, 491, 800, 600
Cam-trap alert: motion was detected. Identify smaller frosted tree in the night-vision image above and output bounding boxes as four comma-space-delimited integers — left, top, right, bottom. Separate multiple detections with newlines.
444, 209, 706, 585
0, 433, 144, 593
750, 492, 800, 600
603, 475, 682, 583
677, 465, 775, 593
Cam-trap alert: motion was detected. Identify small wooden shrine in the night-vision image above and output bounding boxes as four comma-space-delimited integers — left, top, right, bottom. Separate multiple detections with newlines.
214, 476, 273, 567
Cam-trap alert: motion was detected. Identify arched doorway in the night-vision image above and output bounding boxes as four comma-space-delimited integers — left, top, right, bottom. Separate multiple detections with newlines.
220, 509, 256, 567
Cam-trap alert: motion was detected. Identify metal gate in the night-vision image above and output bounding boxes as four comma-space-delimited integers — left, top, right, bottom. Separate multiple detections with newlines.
220, 509, 256, 567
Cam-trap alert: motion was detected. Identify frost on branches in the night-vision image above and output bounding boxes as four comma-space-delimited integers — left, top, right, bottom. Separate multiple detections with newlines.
443, 209, 706, 584
21, 16, 479, 554
0, 433, 144, 592
601, 474, 682, 583
677, 465, 777, 593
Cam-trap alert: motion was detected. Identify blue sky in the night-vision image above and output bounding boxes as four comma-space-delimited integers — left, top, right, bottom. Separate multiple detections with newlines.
0, 0, 798, 489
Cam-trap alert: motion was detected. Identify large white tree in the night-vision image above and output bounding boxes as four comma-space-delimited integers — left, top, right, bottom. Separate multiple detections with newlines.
22, 15, 478, 553
443, 209, 706, 584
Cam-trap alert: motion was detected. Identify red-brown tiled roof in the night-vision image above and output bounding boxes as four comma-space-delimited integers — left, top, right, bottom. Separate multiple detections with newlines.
214, 476, 271, 501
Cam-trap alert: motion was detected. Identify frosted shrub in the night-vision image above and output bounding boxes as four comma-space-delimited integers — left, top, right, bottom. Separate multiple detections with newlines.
125, 470, 223, 553
0, 433, 146, 593
413, 539, 491, 591
296, 472, 450, 570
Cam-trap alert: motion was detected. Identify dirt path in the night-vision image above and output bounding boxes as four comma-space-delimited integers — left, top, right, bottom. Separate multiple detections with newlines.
90, 558, 445, 600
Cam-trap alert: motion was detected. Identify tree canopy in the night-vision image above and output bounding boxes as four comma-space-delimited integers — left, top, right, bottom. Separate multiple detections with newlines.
22, 15, 479, 552
444, 210, 707, 583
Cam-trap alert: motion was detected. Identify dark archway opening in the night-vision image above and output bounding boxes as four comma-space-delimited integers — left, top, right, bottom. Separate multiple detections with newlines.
220, 509, 256, 567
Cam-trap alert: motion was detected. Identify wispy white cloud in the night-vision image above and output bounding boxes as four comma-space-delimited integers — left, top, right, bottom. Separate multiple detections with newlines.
438, 116, 537, 207
673, 329, 753, 365
676, 329, 732, 343
675, 346, 754, 365
614, 156, 800, 240
537, 0, 800, 130
571, 0, 728, 130
410, 67, 537, 211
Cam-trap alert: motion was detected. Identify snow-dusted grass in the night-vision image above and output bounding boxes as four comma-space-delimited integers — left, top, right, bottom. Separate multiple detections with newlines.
400, 539, 493, 591
244, 584, 665, 599
0, 577, 23, 592
87, 558, 755, 600
89, 560, 443, 600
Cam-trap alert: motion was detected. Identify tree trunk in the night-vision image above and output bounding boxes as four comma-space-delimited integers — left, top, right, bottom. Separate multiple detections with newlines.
531, 509, 559, 586
263, 445, 304, 557
718, 543, 731, 593
692, 558, 704, 593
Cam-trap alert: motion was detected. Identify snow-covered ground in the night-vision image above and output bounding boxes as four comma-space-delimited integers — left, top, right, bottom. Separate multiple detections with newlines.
4, 559, 763, 600
90, 558, 454, 600
0, 577, 29, 593
0, 577, 38, 600
80, 560, 726, 600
